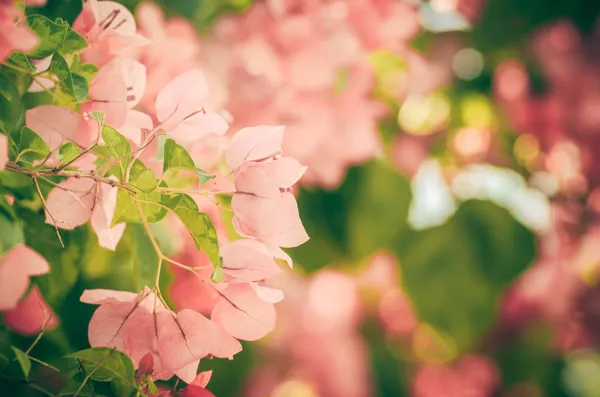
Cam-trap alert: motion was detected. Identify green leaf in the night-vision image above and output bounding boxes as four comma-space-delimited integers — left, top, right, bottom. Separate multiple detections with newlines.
58, 141, 81, 164
163, 138, 215, 185
0, 212, 24, 253
164, 194, 220, 266
100, 125, 132, 178
90, 111, 105, 127
289, 160, 411, 271
394, 200, 536, 352
7, 53, 35, 72
17, 126, 50, 164
163, 138, 197, 173
347, 160, 411, 260
112, 167, 166, 226
11, 347, 31, 379
211, 265, 224, 283
72, 63, 98, 84
27, 15, 87, 59
20, 209, 81, 306
0, 74, 22, 134
67, 348, 135, 385
60, 25, 87, 55
197, 168, 216, 185
131, 167, 159, 193
50, 53, 88, 101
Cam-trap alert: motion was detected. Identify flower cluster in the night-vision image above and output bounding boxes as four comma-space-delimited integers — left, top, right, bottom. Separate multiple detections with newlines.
0, 0, 308, 391
200, 0, 420, 188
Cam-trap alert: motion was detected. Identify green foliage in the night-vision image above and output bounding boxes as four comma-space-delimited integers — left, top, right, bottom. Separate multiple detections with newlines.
17, 126, 50, 165
163, 138, 215, 186
66, 348, 136, 396
164, 193, 220, 266
49, 53, 88, 101
11, 346, 31, 379
291, 160, 411, 271
0, 74, 23, 134
394, 200, 535, 352
27, 15, 87, 59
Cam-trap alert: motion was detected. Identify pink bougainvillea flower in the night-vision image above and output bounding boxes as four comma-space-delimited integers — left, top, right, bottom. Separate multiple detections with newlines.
211, 283, 276, 341
0, 244, 50, 310
26, 105, 98, 151
0, 4, 38, 63
45, 178, 97, 230
91, 180, 126, 250
234, 157, 306, 198
82, 287, 242, 383
225, 125, 284, 170
120, 109, 154, 147
232, 191, 308, 248
178, 371, 215, 397
220, 239, 288, 283
0, 133, 7, 169
4, 285, 58, 335
74, 0, 150, 66
82, 57, 146, 128
155, 69, 228, 139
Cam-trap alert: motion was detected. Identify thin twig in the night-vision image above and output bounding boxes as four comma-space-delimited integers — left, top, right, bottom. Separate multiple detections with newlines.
32, 176, 64, 248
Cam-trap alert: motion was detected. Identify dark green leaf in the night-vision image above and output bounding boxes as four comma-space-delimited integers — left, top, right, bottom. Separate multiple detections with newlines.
0, 74, 22, 134
50, 53, 88, 101
67, 348, 135, 385
394, 200, 536, 352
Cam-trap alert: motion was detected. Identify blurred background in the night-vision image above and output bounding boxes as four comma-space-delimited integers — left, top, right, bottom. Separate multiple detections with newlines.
23, 0, 600, 395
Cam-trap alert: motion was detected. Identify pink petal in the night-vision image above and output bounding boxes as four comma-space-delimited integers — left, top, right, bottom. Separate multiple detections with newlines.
26, 105, 97, 151
6, 245, 50, 276
190, 370, 213, 388
80, 288, 139, 305
3, 286, 58, 336
86, 58, 128, 128
0, 134, 8, 169
73, 0, 97, 35
120, 110, 153, 148
234, 157, 306, 198
45, 178, 96, 230
173, 359, 200, 384
262, 157, 307, 189
91, 181, 126, 250
182, 386, 216, 397
95, 1, 137, 36
234, 165, 280, 198
225, 126, 284, 170
220, 239, 283, 282
156, 70, 209, 131
265, 243, 293, 268
0, 245, 48, 310
87, 299, 137, 352
156, 309, 214, 374
119, 58, 146, 108
249, 283, 284, 303
231, 192, 309, 248
211, 283, 276, 341
168, 110, 229, 143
